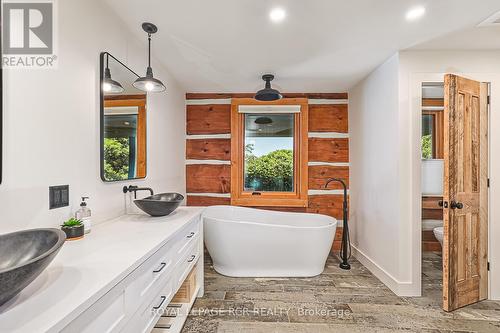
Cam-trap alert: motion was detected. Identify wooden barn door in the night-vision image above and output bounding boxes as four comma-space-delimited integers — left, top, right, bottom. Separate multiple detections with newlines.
442, 74, 488, 311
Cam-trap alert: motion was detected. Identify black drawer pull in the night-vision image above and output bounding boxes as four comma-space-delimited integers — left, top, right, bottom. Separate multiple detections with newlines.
153, 296, 167, 310
186, 232, 195, 238
153, 262, 167, 273
187, 255, 196, 263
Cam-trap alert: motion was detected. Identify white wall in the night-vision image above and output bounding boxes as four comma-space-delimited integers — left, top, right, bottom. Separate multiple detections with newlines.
399, 50, 500, 300
349, 50, 500, 299
0, 0, 186, 233
348, 54, 417, 295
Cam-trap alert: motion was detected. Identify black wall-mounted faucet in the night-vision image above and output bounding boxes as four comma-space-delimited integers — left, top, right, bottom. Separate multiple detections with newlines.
123, 185, 154, 199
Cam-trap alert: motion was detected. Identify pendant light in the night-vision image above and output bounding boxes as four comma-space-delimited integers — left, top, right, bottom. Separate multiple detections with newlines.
133, 22, 166, 93
103, 53, 124, 93
254, 74, 282, 101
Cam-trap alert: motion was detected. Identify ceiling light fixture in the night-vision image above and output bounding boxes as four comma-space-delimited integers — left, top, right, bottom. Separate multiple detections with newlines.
103, 53, 124, 94
133, 22, 166, 93
255, 74, 282, 101
269, 7, 286, 23
406, 6, 426, 21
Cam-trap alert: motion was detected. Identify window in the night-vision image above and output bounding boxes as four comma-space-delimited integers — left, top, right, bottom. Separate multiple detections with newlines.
231, 98, 308, 207
422, 110, 444, 159
422, 114, 434, 159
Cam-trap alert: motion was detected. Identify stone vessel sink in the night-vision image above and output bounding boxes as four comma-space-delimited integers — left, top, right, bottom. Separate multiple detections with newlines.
134, 193, 184, 217
0, 228, 66, 306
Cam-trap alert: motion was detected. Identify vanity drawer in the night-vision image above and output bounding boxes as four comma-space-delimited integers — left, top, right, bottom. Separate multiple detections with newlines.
174, 240, 200, 292
122, 278, 174, 333
171, 218, 200, 261
126, 242, 175, 308
61, 284, 127, 333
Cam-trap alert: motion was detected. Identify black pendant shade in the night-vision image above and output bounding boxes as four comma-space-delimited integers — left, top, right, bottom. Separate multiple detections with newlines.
103, 54, 124, 94
133, 22, 166, 93
254, 74, 282, 101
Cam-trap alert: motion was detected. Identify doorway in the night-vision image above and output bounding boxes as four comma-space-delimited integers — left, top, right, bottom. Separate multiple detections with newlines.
420, 82, 446, 309
420, 75, 490, 311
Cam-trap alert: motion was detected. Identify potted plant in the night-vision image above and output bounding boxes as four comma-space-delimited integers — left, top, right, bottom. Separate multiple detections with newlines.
61, 218, 84, 240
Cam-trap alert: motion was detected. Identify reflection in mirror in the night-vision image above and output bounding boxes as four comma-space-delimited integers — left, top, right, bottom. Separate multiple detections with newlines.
421, 83, 444, 160
100, 52, 147, 182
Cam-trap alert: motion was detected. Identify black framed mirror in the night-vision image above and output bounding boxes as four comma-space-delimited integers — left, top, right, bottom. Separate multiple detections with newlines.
100, 52, 147, 182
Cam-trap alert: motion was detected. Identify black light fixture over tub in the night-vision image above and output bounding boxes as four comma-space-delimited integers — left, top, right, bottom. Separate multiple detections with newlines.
103, 53, 124, 93
254, 74, 282, 101
133, 22, 166, 93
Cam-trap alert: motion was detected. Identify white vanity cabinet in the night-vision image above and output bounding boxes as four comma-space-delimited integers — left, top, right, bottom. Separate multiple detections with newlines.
0, 207, 204, 333
61, 216, 203, 333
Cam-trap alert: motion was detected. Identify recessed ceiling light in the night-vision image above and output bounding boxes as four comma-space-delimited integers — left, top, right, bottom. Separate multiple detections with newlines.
270, 7, 286, 23
406, 6, 425, 21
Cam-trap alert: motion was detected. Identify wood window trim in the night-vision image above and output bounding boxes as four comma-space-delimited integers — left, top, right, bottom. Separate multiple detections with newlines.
104, 96, 147, 178
230, 98, 309, 207
422, 109, 444, 159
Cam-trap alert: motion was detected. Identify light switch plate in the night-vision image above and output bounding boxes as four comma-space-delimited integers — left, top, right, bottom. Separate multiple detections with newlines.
49, 185, 69, 209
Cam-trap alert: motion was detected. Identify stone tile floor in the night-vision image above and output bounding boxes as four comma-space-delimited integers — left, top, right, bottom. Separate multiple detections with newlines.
182, 252, 500, 332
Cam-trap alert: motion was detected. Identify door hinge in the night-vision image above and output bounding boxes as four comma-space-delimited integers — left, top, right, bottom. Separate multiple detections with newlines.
487, 95, 491, 105
487, 262, 490, 271
487, 178, 490, 188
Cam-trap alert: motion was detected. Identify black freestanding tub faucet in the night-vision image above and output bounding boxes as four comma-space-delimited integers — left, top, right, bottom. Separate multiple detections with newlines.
324, 178, 351, 270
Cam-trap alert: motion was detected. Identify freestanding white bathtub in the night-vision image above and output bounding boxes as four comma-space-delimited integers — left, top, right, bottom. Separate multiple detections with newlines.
203, 206, 337, 277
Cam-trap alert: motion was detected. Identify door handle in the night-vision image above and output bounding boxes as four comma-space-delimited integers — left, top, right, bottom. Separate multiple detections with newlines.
186, 232, 195, 238
187, 255, 196, 263
450, 201, 463, 209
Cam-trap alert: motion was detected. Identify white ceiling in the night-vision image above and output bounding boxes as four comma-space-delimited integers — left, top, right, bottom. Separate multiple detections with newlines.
411, 25, 500, 50
104, 0, 500, 93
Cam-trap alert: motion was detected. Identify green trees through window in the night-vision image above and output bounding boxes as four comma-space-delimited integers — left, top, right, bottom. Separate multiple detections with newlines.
421, 134, 432, 159
244, 144, 293, 192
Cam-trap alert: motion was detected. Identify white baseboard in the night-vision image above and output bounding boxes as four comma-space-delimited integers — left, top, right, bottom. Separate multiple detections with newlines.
351, 245, 420, 296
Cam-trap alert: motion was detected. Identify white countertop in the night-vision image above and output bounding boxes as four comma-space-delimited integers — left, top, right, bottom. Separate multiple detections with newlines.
0, 207, 204, 333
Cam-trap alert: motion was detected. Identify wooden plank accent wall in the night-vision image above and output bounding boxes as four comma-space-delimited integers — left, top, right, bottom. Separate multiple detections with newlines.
185, 164, 231, 193
309, 165, 349, 190
307, 195, 346, 220
422, 98, 444, 107
187, 104, 231, 134
308, 138, 349, 163
423, 230, 442, 252
309, 104, 348, 133
422, 196, 443, 251
186, 139, 231, 160
187, 196, 230, 206
185, 93, 349, 253
422, 196, 444, 220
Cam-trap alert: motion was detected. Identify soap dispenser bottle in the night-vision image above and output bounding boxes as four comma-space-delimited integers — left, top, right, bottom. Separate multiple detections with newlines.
75, 196, 92, 234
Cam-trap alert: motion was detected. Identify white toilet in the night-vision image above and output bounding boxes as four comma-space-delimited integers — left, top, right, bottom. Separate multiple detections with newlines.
433, 226, 444, 247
